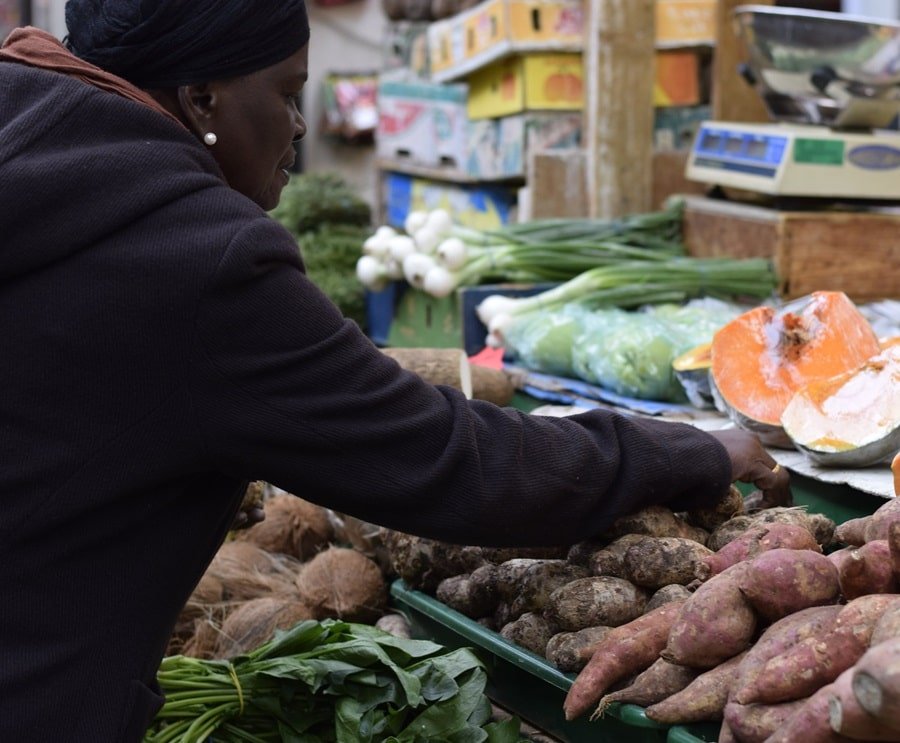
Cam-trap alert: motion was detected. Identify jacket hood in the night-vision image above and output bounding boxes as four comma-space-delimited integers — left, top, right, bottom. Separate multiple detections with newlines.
0, 32, 223, 282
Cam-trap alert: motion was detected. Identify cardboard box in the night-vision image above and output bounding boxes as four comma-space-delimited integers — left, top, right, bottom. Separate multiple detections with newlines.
653, 49, 701, 108
377, 77, 469, 168
656, 0, 716, 47
467, 53, 583, 120
653, 104, 710, 151
382, 21, 430, 75
496, 112, 582, 178
463, 112, 582, 179
382, 171, 517, 231
428, 0, 583, 82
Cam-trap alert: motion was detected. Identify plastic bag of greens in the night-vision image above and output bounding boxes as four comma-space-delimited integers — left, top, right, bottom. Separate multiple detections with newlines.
503, 304, 592, 377
570, 307, 634, 383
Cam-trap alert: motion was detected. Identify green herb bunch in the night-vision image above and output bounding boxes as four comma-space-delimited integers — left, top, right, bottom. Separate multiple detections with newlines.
145, 619, 524, 743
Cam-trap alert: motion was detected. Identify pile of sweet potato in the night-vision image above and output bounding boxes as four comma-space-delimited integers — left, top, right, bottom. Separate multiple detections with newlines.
384, 488, 900, 742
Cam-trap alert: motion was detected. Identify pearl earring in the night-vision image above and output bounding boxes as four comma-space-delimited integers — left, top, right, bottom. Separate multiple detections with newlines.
203, 132, 217, 146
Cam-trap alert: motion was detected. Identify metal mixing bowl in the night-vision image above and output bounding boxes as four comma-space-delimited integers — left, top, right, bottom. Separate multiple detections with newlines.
734, 5, 900, 127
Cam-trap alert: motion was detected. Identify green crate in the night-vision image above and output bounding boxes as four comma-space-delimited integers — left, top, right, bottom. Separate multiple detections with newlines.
391, 579, 718, 743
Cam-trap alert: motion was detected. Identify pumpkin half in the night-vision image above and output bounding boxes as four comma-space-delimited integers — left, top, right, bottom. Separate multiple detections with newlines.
672, 342, 714, 409
710, 291, 881, 448
781, 344, 900, 467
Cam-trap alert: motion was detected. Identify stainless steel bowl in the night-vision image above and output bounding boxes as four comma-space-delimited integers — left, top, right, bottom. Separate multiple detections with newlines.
734, 5, 900, 127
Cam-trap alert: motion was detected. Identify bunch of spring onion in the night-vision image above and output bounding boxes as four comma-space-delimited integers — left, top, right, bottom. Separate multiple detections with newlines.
355, 202, 687, 297
476, 256, 779, 348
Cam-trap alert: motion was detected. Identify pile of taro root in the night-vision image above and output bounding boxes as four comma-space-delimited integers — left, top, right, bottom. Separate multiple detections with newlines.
383, 486, 900, 743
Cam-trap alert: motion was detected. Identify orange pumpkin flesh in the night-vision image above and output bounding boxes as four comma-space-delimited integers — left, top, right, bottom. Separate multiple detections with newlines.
893, 451, 900, 496
711, 292, 881, 448
781, 344, 900, 467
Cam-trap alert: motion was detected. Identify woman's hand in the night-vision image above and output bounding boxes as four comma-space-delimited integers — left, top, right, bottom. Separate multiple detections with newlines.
707, 428, 792, 508
231, 504, 266, 530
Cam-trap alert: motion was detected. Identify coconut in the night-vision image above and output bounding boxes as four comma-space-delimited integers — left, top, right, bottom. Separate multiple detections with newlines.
234, 493, 334, 561
213, 596, 316, 658
182, 604, 232, 660
206, 541, 300, 601
167, 573, 226, 656
296, 546, 387, 623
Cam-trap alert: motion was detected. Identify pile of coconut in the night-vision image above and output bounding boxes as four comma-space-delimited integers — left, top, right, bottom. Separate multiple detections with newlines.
168, 484, 407, 659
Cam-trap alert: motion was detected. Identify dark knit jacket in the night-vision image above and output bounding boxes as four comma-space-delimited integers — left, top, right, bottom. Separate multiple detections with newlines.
0, 61, 732, 741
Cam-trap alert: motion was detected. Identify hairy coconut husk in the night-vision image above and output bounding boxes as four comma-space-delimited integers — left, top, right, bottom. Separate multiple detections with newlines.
332, 514, 393, 575
213, 596, 316, 658
167, 573, 227, 655
296, 546, 387, 623
206, 541, 301, 601
234, 494, 333, 561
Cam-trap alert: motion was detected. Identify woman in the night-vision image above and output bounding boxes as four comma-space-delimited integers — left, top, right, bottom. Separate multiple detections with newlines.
0, 1, 789, 740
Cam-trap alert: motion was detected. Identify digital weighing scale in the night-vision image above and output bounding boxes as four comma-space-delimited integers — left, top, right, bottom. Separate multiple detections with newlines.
687, 122, 900, 198
686, 5, 900, 201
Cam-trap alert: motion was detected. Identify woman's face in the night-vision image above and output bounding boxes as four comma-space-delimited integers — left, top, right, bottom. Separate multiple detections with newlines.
205, 44, 309, 210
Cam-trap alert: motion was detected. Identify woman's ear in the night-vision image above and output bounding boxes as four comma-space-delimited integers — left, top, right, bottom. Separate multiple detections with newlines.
176, 83, 218, 138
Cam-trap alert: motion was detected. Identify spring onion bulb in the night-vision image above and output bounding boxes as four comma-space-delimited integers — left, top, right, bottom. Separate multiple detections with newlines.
356, 255, 389, 292
436, 237, 468, 270
404, 210, 428, 235
403, 252, 437, 289
423, 265, 457, 297
388, 235, 417, 261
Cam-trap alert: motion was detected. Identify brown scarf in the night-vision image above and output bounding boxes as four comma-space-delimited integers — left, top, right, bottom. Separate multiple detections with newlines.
1, 27, 183, 128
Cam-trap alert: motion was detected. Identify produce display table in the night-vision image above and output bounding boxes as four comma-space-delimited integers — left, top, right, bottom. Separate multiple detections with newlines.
388, 393, 891, 743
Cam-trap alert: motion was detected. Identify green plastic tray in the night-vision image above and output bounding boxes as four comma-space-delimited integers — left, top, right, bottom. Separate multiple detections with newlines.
390, 580, 720, 743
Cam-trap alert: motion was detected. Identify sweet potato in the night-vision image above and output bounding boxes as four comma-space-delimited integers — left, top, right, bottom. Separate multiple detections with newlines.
829, 657, 900, 739
545, 626, 612, 673
644, 650, 747, 725
663, 563, 757, 668
865, 498, 900, 543
623, 537, 714, 590
838, 540, 899, 600
687, 484, 746, 532
594, 657, 698, 717
833, 516, 868, 547
736, 594, 900, 705
545, 576, 649, 632
601, 505, 708, 543
891, 521, 900, 582
724, 699, 807, 743
762, 676, 852, 743
499, 612, 557, 657
826, 546, 857, 574
708, 515, 757, 552
645, 584, 694, 613
730, 605, 842, 706
696, 523, 820, 581
851, 635, 900, 731
719, 721, 738, 743
872, 602, 900, 645
563, 601, 686, 720
738, 548, 840, 622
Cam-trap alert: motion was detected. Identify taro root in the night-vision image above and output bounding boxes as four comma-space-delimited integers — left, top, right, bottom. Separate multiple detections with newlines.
499, 612, 557, 656
296, 546, 387, 623
622, 536, 713, 589
686, 484, 745, 532
382, 530, 485, 592
508, 560, 589, 616
545, 576, 649, 632
545, 626, 612, 673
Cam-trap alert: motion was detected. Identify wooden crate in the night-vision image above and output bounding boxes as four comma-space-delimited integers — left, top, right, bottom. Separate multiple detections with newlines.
682, 195, 900, 302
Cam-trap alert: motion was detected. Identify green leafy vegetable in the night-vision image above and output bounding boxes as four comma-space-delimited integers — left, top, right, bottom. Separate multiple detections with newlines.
145, 619, 525, 743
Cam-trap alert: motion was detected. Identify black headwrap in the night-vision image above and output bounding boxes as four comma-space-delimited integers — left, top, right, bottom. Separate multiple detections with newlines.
64, 0, 310, 88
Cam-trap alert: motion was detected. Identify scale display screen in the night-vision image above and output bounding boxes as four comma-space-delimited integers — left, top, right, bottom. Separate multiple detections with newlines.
693, 126, 787, 178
